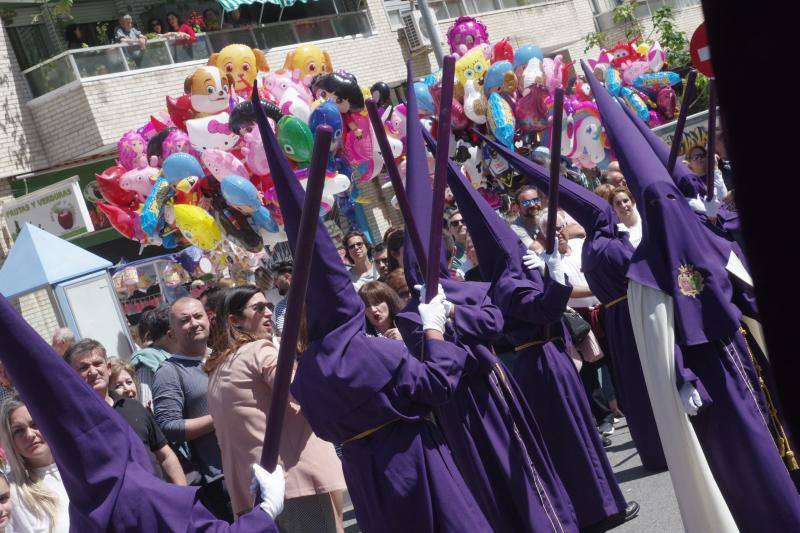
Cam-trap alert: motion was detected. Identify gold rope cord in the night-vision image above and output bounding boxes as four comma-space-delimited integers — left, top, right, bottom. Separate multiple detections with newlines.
739, 326, 799, 471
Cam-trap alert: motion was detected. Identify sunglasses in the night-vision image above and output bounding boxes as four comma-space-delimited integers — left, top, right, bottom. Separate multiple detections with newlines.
688, 152, 706, 161
247, 302, 269, 314
347, 241, 365, 250
520, 198, 541, 207
449, 219, 465, 228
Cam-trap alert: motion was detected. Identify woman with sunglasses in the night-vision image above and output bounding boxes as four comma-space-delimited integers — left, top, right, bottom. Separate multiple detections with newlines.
206, 286, 345, 530
683, 144, 728, 220
343, 231, 378, 290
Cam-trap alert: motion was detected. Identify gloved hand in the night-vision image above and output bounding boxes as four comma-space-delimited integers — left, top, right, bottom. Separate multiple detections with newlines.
616, 223, 630, 234
414, 284, 453, 318
687, 196, 707, 214
523, 250, 545, 275
250, 463, 285, 519
418, 293, 450, 333
679, 383, 703, 416
542, 251, 566, 285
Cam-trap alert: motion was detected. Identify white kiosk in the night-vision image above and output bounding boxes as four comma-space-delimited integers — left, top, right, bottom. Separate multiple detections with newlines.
0, 224, 134, 358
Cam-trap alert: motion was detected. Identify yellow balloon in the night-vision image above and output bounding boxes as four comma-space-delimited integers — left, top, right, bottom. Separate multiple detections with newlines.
173, 204, 223, 251
456, 48, 490, 88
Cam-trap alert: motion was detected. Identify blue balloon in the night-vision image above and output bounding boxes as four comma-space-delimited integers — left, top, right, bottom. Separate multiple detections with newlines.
220, 175, 278, 233
513, 44, 543, 70
413, 82, 436, 115
309, 101, 343, 144
162, 153, 203, 185
484, 60, 513, 95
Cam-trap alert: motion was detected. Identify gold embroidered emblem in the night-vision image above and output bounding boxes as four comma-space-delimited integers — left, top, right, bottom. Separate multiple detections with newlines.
677, 264, 704, 298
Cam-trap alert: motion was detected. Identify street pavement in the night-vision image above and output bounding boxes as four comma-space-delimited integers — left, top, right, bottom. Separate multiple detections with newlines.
343, 417, 684, 532
601, 417, 683, 532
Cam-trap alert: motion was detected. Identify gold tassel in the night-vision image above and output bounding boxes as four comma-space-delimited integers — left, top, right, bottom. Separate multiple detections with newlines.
740, 326, 799, 471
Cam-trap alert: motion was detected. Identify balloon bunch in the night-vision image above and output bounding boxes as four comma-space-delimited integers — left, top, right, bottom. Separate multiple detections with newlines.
403, 18, 686, 206
97, 43, 405, 250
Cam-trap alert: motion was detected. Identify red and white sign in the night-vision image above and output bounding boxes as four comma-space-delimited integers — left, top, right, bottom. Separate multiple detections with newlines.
690, 22, 714, 78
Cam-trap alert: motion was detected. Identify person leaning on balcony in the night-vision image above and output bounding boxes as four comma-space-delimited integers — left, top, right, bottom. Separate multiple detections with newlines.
165, 12, 197, 44
115, 14, 147, 48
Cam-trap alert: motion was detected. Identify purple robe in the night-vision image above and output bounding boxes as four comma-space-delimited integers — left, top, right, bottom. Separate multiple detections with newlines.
0, 296, 276, 532
586, 61, 800, 531
253, 86, 492, 533
482, 134, 668, 471
395, 71, 578, 532
425, 129, 627, 528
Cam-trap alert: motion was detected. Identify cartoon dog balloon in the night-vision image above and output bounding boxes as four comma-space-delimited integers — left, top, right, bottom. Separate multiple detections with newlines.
282, 44, 333, 86
184, 66, 234, 116
208, 44, 269, 96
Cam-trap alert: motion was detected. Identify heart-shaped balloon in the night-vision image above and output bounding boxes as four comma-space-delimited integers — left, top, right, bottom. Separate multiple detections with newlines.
96, 165, 138, 208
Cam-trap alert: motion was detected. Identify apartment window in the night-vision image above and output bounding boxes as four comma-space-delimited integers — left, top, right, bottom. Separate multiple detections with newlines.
384, 0, 546, 30
7, 25, 60, 71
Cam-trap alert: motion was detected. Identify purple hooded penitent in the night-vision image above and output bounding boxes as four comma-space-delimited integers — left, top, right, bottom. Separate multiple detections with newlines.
251, 81, 491, 533
584, 60, 800, 531
423, 128, 627, 527
392, 68, 578, 531
482, 132, 667, 470
0, 296, 277, 532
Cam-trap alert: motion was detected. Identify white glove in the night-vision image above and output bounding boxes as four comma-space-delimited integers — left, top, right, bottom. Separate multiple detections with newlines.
250, 463, 285, 519
542, 251, 566, 285
616, 223, 630, 234
679, 383, 703, 416
414, 284, 453, 318
523, 249, 546, 275
418, 293, 449, 333
687, 196, 707, 214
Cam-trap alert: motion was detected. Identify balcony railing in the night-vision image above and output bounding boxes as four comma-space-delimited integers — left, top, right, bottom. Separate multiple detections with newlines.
22, 10, 374, 99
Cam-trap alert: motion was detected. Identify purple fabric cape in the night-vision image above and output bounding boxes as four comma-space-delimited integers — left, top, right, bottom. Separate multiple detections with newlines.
252, 84, 491, 533
424, 129, 627, 527
584, 61, 800, 531
0, 296, 275, 532
394, 89, 579, 532
481, 133, 667, 470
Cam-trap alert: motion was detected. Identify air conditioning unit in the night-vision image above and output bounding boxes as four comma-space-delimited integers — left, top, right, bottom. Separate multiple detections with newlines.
402, 10, 432, 52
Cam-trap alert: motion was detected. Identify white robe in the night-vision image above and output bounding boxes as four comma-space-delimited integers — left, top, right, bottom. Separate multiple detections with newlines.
627, 281, 739, 533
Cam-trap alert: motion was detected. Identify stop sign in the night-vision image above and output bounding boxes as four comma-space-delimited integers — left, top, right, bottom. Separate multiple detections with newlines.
690, 22, 714, 77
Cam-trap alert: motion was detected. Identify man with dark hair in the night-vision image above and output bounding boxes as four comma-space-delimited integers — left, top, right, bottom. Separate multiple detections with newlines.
373, 243, 390, 278
271, 260, 293, 337
445, 210, 469, 271
509, 185, 544, 251
65, 338, 186, 485
130, 305, 172, 410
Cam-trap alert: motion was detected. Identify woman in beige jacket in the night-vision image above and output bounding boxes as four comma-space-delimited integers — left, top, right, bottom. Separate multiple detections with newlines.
206, 285, 346, 532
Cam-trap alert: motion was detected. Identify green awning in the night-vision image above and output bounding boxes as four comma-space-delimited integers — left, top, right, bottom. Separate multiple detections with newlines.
217, 0, 318, 12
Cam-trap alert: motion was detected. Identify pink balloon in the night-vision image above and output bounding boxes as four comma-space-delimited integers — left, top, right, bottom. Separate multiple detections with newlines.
202, 148, 249, 181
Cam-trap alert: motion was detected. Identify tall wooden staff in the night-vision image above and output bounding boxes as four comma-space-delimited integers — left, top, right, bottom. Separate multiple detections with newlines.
545, 87, 565, 254
425, 54, 456, 302
259, 123, 332, 472
365, 99, 428, 274
705, 78, 717, 201
666, 69, 698, 174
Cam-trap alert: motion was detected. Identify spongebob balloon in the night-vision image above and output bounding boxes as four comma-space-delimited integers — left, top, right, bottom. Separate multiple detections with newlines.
455, 47, 490, 88
208, 44, 269, 96
282, 44, 333, 86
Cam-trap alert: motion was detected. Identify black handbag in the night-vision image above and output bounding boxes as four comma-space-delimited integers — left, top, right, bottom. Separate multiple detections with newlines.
563, 308, 591, 345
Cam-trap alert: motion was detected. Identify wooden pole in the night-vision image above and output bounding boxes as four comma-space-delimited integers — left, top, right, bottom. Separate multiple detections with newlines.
365, 99, 428, 275
545, 87, 564, 255
425, 54, 455, 302
705, 78, 717, 201
260, 124, 332, 472
666, 69, 697, 174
